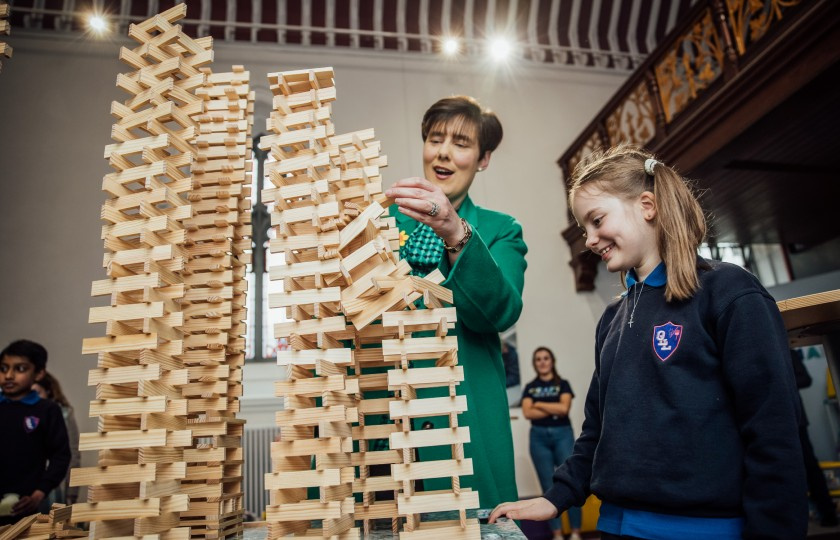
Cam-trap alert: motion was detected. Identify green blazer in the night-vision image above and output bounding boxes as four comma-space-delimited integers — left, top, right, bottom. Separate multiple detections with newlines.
393, 195, 528, 508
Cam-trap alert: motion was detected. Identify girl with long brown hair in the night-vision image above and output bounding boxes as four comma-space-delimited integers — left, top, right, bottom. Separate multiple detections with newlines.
491, 146, 806, 539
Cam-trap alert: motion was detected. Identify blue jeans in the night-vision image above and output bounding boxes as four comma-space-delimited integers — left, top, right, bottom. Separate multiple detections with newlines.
530, 424, 582, 532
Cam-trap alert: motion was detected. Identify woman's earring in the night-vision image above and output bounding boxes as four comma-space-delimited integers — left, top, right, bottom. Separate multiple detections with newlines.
477, 167, 484, 172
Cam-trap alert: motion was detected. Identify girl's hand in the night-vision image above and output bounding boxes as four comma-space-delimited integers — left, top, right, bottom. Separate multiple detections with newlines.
488, 497, 559, 523
385, 178, 463, 246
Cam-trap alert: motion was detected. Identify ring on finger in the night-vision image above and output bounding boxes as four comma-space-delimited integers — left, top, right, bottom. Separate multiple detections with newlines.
427, 201, 440, 217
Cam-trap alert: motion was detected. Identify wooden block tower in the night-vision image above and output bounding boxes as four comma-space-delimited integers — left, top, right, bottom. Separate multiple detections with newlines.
72, 5, 212, 539
176, 65, 254, 539
262, 67, 479, 539
260, 68, 360, 540
0, 1, 12, 72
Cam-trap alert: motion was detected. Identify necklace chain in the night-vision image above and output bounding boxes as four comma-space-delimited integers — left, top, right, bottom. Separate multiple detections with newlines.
628, 281, 645, 328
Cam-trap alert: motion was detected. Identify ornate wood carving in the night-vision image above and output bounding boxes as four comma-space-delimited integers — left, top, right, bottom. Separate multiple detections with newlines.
606, 80, 657, 147
725, 0, 803, 56
654, 8, 725, 124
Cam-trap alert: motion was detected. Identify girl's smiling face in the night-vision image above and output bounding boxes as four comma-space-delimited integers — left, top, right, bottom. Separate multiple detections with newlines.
572, 183, 660, 279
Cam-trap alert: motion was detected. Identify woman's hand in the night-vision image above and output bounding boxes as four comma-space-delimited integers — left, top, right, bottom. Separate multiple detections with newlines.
489, 497, 559, 523
385, 177, 463, 246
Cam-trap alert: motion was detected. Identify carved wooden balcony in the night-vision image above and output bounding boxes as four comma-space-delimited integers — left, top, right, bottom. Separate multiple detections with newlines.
558, 0, 840, 292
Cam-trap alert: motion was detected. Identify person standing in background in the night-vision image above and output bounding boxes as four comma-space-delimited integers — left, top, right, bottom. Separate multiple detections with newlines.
791, 348, 838, 527
522, 346, 582, 540
32, 372, 81, 507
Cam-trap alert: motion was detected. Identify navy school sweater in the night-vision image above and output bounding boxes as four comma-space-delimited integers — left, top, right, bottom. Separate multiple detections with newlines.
544, 260, 808, 540
0, 391, 71, 500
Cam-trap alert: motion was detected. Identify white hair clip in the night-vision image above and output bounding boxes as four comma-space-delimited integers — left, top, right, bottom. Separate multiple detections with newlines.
644, 158, 659, 176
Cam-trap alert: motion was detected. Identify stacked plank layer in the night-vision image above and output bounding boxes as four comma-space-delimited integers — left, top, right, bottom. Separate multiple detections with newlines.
73, 4, 212, 539
178, 64, 254, 539
261, 68, 360, 540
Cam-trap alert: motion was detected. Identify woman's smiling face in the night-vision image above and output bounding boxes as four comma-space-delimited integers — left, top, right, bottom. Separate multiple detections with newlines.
422, 117, 490, 209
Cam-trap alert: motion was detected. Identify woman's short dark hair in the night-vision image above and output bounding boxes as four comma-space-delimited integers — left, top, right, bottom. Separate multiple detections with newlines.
1, 339, 48, 371
421, 95, 503, 158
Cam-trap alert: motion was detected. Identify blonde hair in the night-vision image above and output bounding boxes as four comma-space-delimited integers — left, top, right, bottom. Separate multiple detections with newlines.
569, 146, 706, 302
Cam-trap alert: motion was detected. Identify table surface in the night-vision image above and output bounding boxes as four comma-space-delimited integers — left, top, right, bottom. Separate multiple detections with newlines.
242, 510, 526, 539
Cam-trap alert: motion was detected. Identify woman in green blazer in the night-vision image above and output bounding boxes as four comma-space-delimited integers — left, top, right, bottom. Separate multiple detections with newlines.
384, 96, 528, 508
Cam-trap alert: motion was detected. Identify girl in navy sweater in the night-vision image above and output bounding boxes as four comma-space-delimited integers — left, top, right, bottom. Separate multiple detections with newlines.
490, 146, 807, 539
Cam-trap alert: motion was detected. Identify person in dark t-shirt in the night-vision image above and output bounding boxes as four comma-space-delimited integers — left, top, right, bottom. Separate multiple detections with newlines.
521, 346, 581, 540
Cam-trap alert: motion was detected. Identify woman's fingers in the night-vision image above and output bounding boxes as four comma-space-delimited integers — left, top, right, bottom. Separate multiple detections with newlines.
391, 176, 435, 191
393, 195, 438, 216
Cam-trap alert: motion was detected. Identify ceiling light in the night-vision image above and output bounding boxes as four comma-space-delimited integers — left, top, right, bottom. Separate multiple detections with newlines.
489, 37, 512, 61
88, 15, 108, 33
442, 38, 459, 56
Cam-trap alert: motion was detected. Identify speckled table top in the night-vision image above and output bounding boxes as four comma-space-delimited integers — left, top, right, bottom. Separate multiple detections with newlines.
242, 510, 526, 539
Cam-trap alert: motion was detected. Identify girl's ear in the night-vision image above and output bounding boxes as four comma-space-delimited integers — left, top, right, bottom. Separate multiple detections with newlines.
639, 191, 657, 222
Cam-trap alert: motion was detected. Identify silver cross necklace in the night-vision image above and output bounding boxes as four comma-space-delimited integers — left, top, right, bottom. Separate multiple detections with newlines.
628, 281, 646, 328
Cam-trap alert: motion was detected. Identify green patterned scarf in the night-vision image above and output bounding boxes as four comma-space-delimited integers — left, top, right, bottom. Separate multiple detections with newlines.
400, 222, 444, 277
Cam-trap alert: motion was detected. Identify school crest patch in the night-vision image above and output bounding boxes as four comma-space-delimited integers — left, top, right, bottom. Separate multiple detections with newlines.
24, 416, 40, 433
652, 322, 682, 362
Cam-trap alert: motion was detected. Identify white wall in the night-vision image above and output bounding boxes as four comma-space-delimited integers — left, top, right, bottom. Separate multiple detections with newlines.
0, 30, 628, 498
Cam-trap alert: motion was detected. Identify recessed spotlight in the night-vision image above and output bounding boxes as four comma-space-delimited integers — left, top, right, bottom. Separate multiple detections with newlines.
489, 37, 512, 61
443, 38, 459, 56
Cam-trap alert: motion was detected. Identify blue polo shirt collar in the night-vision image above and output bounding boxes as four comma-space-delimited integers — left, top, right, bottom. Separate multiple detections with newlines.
0, 389, 41, 404
625, 262, 667, 289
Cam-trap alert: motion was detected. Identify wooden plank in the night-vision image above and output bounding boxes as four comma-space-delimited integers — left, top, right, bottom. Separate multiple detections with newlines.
0, 515, 38, 540
381, 307, 457, 329
264, 468, 353, 490
70, 464, 158, 487
353, 502, 398, 521
398, 518, 480, 539
397, 491, 480, 515
389, 427, 470, 450
382, 336, 458, 361
387, 366, 464, 389
269, 287, 341, 308
391, 458, 473, 482
270, 201, 339, 226
337, 202, 385, 250
269, 231, 340, 252
276, 348, 352, 367
274, 316, 346, 338
389, 396, 467, 419
78, 429, 167, 451
265, 498, 351, 522
275, 405, 357, 426
82, 333, 159, 354
271, 437, 351, 457
89, 396, 167, 417
88, 364, 161, 385
91, 273, 163, 296
274, 375, 352, 397
70, 498, 161, 523
268, 258, 341, 280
